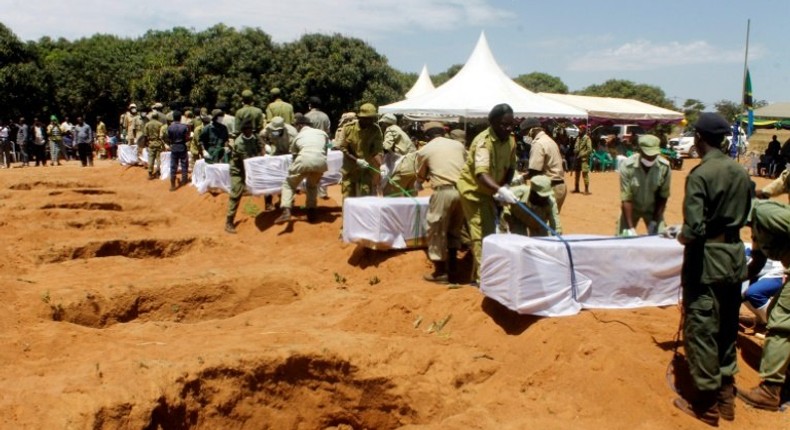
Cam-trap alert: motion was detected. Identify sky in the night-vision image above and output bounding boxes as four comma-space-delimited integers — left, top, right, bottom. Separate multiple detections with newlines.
4, 0, 789, 109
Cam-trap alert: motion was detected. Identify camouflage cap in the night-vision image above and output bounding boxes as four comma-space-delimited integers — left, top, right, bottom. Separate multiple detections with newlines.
152, 102, 164, 110
638, 134, 661, 157
449, 129, 466, 142
270, 87, 281, 96
358, 103, 378, 118
530, 175, 553, 198
241, 89, 254, 99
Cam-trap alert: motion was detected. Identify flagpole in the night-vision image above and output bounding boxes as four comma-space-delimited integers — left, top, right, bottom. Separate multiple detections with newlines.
742, 19, 750, 102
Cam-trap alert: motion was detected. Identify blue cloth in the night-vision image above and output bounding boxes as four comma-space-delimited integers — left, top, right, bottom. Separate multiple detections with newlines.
745, 276, 784, 308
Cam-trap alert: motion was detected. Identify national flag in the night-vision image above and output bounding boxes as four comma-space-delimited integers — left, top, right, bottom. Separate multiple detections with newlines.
744, 68, 754, 136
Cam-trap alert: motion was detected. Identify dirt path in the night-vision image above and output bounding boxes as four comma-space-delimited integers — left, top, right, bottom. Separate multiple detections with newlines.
0, 158, 786, 429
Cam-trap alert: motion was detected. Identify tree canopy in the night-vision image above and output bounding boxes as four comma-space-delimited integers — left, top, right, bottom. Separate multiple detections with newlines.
576, 79, 677, 111
514, 72, 568, 94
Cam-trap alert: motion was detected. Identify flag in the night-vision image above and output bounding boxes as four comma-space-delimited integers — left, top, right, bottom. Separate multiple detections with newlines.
743, 68, 754, 136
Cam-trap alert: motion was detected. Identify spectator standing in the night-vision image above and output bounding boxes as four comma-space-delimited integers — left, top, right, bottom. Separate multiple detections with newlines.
31, 118, 47, 167
0, 120, 10, 168
95, 116, 107, 159
17, 117, 30, 167
73, 116, 94, 167
47, 115, 64, 165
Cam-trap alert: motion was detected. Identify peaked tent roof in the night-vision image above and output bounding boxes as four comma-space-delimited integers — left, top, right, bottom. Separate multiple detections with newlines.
538, 93, 683, 125
404, 65, 436, 99
380, 32, 586, 119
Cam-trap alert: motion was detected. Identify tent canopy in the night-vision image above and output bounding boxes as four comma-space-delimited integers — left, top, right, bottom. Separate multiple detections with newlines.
380, 33, 587, 120
539, 93, 683, 126
404, 65, 435, 99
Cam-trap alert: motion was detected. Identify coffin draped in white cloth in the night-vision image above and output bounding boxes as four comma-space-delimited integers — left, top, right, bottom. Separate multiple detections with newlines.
480, 234, 683, 317
342, 196, 430, 249
118, 144, 137, 165
191, 160, 231, 193
190, 151, 343, 195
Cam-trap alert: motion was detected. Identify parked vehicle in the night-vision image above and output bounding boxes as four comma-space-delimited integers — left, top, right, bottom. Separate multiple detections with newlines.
669, 128, 748, 158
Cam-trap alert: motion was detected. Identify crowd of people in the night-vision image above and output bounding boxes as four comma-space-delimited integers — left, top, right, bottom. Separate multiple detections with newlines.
3, 90, 789, 424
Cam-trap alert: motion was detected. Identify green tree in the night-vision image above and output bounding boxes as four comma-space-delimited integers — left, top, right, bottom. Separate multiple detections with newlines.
577, 79, 676, 110
0, 23, 50, 120
514, 72, 568, 94
682, 99, 705, 130
714, 100, 742, 122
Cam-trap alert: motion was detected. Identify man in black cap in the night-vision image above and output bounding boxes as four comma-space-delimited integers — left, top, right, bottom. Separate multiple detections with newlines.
673, 112, 751, 426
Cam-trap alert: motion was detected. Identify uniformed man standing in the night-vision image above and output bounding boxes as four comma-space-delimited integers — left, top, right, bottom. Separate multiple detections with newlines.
199, 110, 229, 164
265, 88, 294, 125
573, 124, 593, 194
305, 96, 331, 134
417, 122, 467, 283
673, 112, 751, 426
502, 175, 562, 237
95, 116, 107, 159
336, 103, 384, 199
234, 89, 264, 135
274, 113, 329, 225
225, 120, 262, 234
456, 104, 518, 284
617, 134, 671, 236
521, 117, 567, 211
738, 199, 790, 411
189, 114, 209, 169
167, 111, 190, 191
143, 112, 165, 179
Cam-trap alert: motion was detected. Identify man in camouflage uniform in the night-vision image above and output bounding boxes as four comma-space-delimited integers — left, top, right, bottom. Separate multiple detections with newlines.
673, 113, 751, 426
143, 111, 166, 179
616, 134, 671, 236
502, 175, 562, 237
738, 199, 790, 411
522, 117, 568, 211
456, 104, 518, 284
379, 113, 417, 194
225, 120, 262, 234
573, 124, 593, 194
189, 114, 209, 169
260, 116, 297, 156
265, 87, 294, 124
274, 113, 329, 225
336, 103, 384, 199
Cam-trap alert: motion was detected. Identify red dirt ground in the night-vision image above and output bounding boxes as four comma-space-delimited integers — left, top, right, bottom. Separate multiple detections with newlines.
0, 156, 788, 429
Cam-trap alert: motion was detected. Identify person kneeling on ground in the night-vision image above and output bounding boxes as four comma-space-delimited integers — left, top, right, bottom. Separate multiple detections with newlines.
501, 175, 561, 237
274, 113, 328, 225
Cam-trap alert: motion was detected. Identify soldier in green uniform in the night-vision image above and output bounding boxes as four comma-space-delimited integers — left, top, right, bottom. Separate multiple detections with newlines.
225, 120, 262, 233
265, 88, 294, 125
189, 114, 209, 169
199, 109, 229, 164
616, 134, 671, 236
235, 89, 265, 134
335, 103, 384, 199
573, 124, 592, 194
456, 103, 518, 284
143, 112, 165, 179
737, 199, 790, 411
673, 113, 751, 426
502, 175, 562, 237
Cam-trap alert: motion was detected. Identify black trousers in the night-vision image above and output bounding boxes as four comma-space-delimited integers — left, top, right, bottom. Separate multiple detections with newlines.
33, 144, 46, 165
77, 143, 93, 166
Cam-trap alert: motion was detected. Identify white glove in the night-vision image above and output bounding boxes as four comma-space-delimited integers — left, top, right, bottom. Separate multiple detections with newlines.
494, 186, 518, 204
622, 228, 637, 237
647, 221, 658, 235
202, 150, 209, 158
356, 158, 370, 169
661, 225, 681, 239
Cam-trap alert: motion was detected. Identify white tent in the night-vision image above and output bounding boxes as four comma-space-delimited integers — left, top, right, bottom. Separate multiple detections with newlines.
404, 65, 435, 99
538, 93, 683, 124
380, 33, 587, 120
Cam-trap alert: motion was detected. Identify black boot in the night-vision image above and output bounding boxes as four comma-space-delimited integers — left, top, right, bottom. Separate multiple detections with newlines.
717, 376, 735, 421
169, 178, 176, 192
423, 261, 448, 284
225, 216, 236, 234
674, 390, 719, 427
447, 249, 459, 284
274, 208, 292, 224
